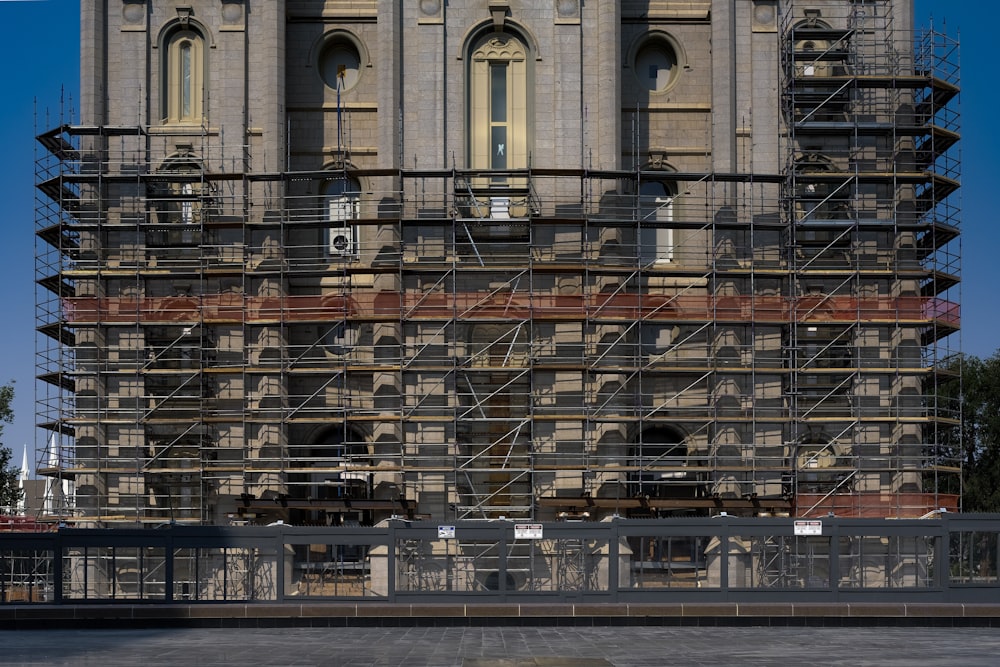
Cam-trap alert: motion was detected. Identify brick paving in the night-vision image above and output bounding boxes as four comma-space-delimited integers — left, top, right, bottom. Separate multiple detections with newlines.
2, 626, 1000, 666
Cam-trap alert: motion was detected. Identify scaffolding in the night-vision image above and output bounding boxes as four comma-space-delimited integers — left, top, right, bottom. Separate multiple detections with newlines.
33, 1, 960, 527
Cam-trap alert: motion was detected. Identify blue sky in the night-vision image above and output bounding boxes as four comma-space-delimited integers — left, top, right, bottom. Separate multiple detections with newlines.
0, 1, 995, 473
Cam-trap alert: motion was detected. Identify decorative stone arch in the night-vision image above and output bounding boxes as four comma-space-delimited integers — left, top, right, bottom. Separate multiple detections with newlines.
156, 15, 216, 51
455, 18, 542, 63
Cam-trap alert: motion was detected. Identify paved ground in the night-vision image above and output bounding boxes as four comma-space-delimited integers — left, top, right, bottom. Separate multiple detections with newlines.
2, 626, 1000, 666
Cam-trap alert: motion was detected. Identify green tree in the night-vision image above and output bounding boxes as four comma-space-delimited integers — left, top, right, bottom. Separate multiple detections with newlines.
0, 382, 22, 511
955, 352, 1000, 512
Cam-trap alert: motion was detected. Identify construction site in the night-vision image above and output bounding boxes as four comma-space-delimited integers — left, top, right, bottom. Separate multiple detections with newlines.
31, 0, 960, 534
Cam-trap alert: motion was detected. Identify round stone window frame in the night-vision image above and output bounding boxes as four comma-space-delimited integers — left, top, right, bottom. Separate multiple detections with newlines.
315, 30, 368, 93
627, 31, 687, 95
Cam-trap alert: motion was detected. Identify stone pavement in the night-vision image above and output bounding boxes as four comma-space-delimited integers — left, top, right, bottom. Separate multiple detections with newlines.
2, 626, 1000, 666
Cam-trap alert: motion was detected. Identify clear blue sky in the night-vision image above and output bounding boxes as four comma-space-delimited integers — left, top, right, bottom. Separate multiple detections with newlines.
0, 1, 995, 473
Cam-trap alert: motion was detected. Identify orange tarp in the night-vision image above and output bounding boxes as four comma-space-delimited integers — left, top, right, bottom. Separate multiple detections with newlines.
61, 293, 960, 326
795, 492, 960, 518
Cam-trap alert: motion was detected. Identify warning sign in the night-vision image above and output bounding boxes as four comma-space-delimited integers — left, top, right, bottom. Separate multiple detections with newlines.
514, 523, 543, 540
794, 520, 822, 536
438, 525, 456, 539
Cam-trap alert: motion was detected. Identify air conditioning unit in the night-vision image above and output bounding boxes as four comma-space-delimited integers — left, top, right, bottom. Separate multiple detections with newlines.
328, 225, 356, 256
328, 194, 358, 256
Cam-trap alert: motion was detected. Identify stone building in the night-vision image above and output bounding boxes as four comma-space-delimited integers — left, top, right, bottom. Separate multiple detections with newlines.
35, 0, 961, 526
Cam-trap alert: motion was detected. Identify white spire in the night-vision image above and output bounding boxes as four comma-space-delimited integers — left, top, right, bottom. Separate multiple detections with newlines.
62, 476, 75, 515
43, 433, 57, 516
16, 445, 28, 515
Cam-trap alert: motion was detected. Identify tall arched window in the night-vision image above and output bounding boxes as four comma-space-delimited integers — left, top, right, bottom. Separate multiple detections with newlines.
629, 426, 691, 500
163, 28, 205, 124
468, 31, 530, 171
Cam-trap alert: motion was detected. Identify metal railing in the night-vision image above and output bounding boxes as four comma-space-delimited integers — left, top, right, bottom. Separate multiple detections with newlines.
3, 515, 1000, 604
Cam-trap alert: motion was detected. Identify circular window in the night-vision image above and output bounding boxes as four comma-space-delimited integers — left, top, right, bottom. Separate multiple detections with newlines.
482, 571, 517, 591
319, 40, 362, 91
640, 324, 680, 357
323, 322, 356, 356
634, 39, 679, 92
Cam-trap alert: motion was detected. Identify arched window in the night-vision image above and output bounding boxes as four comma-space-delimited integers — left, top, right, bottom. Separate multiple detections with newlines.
795, 433, 849, 495
468, 31, 530, 171
153, 159, 204, 233
794, 154, 850, 222
640, 323, 680, 359
635, 40, 679, 92
289, 428, 371, 525
163, 27, 205, 124
638, 180, 674, 264
324, 175, 360, 257
790, 19, 850, 122
792, 18, 844, 79
323, 321, 357, 357
629, 427, 691, 500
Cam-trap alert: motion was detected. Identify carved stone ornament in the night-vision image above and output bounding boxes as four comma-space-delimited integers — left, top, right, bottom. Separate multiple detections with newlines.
122, 1, 146, 26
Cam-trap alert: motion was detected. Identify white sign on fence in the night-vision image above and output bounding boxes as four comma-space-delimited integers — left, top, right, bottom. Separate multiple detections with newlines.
514, 523, 544, 540
793, 520, 822, 536
438, 525, 456, 539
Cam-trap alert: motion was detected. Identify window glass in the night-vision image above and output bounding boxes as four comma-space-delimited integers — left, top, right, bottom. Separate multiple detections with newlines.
180, 42, 192, 116
639, 181, 674, 264
490, 63, 507, 123
635, 41, 678, 92
320, 42, 361, 91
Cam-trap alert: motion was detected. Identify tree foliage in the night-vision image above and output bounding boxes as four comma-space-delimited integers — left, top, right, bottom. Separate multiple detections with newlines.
935, 353, 1000, 512
953, 352, 1000, 512
0, 382, 22, 511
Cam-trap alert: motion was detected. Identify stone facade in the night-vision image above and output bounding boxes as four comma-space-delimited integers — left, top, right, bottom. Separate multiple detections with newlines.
36, 0, 960, 526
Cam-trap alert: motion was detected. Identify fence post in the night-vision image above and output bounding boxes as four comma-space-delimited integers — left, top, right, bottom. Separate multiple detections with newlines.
164, 530, 174, 602
720, 516, 730, 601
275, 526, 285, 601
829, 518, 840, 602
937, 516, 950, 599
386, 520, 396, 603
52, 534, 63, 604
499, 522, 509, 601
609, 519, 620, 603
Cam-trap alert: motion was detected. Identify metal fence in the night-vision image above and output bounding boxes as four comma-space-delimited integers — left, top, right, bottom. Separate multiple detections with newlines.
3, 516, 1000, 604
